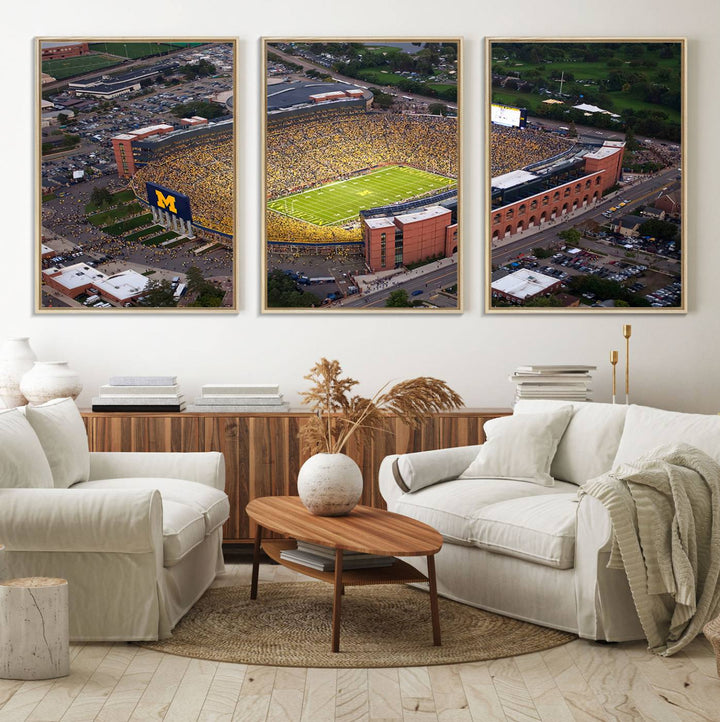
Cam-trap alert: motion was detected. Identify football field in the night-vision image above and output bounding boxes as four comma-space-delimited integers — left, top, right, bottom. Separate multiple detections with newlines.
267, 166, 456, 226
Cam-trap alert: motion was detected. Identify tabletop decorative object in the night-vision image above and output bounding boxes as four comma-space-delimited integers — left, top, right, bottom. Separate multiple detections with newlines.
610, 350, 619, 405
297, 358, 462, 515
0, 337, 36, 407
20, 361, 82, 406
623, 324, 632, 404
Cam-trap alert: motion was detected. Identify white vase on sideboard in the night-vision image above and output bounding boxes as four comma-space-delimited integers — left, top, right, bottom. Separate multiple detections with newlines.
297, 453, 363, 516
20, 362, 82, 406
0, 338, 37, 408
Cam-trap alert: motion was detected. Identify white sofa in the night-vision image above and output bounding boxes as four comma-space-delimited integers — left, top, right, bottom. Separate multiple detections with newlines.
379, 400, 720, 641
0, 398, 229, 642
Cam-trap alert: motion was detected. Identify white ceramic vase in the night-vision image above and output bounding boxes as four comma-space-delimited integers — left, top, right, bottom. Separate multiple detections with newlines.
0, 337, 37, 408
297, 453, 363, 516
20, 362, 83, 406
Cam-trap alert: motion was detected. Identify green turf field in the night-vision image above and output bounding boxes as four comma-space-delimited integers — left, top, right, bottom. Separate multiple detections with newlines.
88, 42, 191, 60
268, 166, 456, 226
42, 54, 119, 80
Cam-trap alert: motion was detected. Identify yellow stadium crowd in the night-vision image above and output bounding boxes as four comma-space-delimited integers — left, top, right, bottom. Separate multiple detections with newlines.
266, 111, 458, 200
130, 135, 234, 236
490, 125, 572, 177
265, 110, 457, 245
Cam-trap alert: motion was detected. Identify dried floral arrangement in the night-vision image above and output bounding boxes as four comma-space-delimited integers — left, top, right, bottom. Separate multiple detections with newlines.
299, 358, 463, 454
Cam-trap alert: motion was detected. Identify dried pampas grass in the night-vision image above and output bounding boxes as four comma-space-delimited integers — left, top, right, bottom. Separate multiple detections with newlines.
299, 358, 463, 454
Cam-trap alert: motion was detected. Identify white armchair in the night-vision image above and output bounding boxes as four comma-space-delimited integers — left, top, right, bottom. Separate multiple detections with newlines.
0, 399, 229, 641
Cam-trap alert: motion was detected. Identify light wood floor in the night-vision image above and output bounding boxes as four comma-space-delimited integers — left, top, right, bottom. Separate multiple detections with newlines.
0, 562, 718, 722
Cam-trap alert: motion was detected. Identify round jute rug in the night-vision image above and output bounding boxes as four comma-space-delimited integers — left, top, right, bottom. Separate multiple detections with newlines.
139, 583, 576, 668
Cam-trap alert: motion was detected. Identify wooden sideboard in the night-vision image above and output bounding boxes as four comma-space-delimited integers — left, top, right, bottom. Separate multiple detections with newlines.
81, 408, 510, 543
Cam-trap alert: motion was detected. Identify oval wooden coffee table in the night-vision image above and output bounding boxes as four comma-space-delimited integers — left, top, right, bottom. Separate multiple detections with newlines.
246, 496, 443, 653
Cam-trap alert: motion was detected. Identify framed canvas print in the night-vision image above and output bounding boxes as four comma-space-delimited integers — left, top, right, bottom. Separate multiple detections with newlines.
485, 38, 685, 313
37, 38, 237, 311
262, 38, 461, 312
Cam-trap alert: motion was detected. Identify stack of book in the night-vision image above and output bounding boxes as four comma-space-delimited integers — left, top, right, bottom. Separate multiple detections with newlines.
510, 365, 596, 402
92, 376, 184, 412
190, 384, 289, 413
280, 540, 395, 572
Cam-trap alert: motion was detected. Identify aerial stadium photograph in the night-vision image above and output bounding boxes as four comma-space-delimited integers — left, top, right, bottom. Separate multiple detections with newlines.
486, 39, 685, 312
262, 38, 461, 312
37, 38, 236, 311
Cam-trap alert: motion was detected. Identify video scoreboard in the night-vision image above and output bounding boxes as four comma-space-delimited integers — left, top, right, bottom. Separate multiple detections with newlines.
491, 104, 528, 129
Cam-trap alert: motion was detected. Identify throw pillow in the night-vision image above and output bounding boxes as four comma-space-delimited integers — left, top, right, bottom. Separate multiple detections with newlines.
459, 406, 573, 486
513, 400, 628, 485
0, 408, 54, 488
24, 398, 90, 489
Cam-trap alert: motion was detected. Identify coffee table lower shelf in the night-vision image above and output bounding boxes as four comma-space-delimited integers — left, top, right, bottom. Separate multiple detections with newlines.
263, 539, 430, 586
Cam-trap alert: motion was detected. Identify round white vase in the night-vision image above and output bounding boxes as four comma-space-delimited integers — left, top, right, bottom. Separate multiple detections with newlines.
20, 362, 83, 406
0, 337, 37, 407
297, 453, 363, 516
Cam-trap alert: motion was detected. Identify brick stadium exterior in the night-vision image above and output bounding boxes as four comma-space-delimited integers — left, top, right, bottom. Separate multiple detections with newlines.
362, 204, 458, 273
491, 142, 624, 244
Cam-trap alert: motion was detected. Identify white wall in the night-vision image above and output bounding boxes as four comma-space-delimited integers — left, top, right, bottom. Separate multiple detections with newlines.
3, 0, 719, 413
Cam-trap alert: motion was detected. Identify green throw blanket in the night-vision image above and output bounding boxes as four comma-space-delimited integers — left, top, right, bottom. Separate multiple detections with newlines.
580, 443, 720, 656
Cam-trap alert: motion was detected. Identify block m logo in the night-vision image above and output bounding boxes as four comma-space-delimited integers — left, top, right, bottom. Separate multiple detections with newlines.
155, 190, 177, 214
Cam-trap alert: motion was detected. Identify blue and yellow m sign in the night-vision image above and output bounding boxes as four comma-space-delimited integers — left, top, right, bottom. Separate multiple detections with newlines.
154, 189, 177, 214
146, 182, 193, 222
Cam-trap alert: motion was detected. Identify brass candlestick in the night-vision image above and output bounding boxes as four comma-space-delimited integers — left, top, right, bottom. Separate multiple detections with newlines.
623, 324, 632, 404
610, 350, 619, 404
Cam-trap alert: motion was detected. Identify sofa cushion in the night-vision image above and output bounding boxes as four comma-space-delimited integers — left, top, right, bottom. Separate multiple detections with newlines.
613, 404, 720, 468
0, 408, 53, 489
392, 476, 578, 553
514, 400, 628, 485
471, 494, 578, 569
162, 500, 207, 566
24, 398, 90, 489
393, 445, 483, 493
460, 407, 573, 486
73, 477, 229, 535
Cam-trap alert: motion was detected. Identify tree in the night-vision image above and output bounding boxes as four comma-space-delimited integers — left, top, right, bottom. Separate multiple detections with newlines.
567, 121, 578, 138
371, 89, 394, 109
638, 219, 679, 244
185, 265, 225, 307
428, 103, 448, 116
558, 228, 582, 246
266, 271, 321, 308
385, 290, 412, 308
139, 279, 177, 307
532, 247, 553, 259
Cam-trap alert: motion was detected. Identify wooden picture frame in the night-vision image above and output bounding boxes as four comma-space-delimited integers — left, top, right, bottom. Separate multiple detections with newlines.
262, 38, 462, 313
37, 37, 238, 312
485, 38, 686, 313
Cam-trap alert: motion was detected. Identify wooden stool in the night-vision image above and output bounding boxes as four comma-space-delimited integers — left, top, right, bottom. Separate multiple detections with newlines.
0, 577, 69, 680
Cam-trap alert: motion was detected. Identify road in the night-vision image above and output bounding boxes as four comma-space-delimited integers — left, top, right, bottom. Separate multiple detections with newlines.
340, 262, 458, 309
268, 46, 458, 110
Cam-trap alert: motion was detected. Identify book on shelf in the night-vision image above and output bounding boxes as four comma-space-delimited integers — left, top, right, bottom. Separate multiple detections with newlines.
99, 384, 181, 396
295, 540, 391, 562
108, 376, 177, 386
514, 365, 596, 374
509, 375, 591, 385
92, 395, 185, 406
279, 547, 395, 572
188, 403, 290, 413
201, 384, 279, 396
92, 403, 186, 412
194, 394, 285, 406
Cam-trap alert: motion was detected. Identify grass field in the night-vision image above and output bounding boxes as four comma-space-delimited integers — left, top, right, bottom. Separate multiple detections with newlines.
42, 54, 119, 80
268, 166, 456, 226
88, 42, 194, 59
